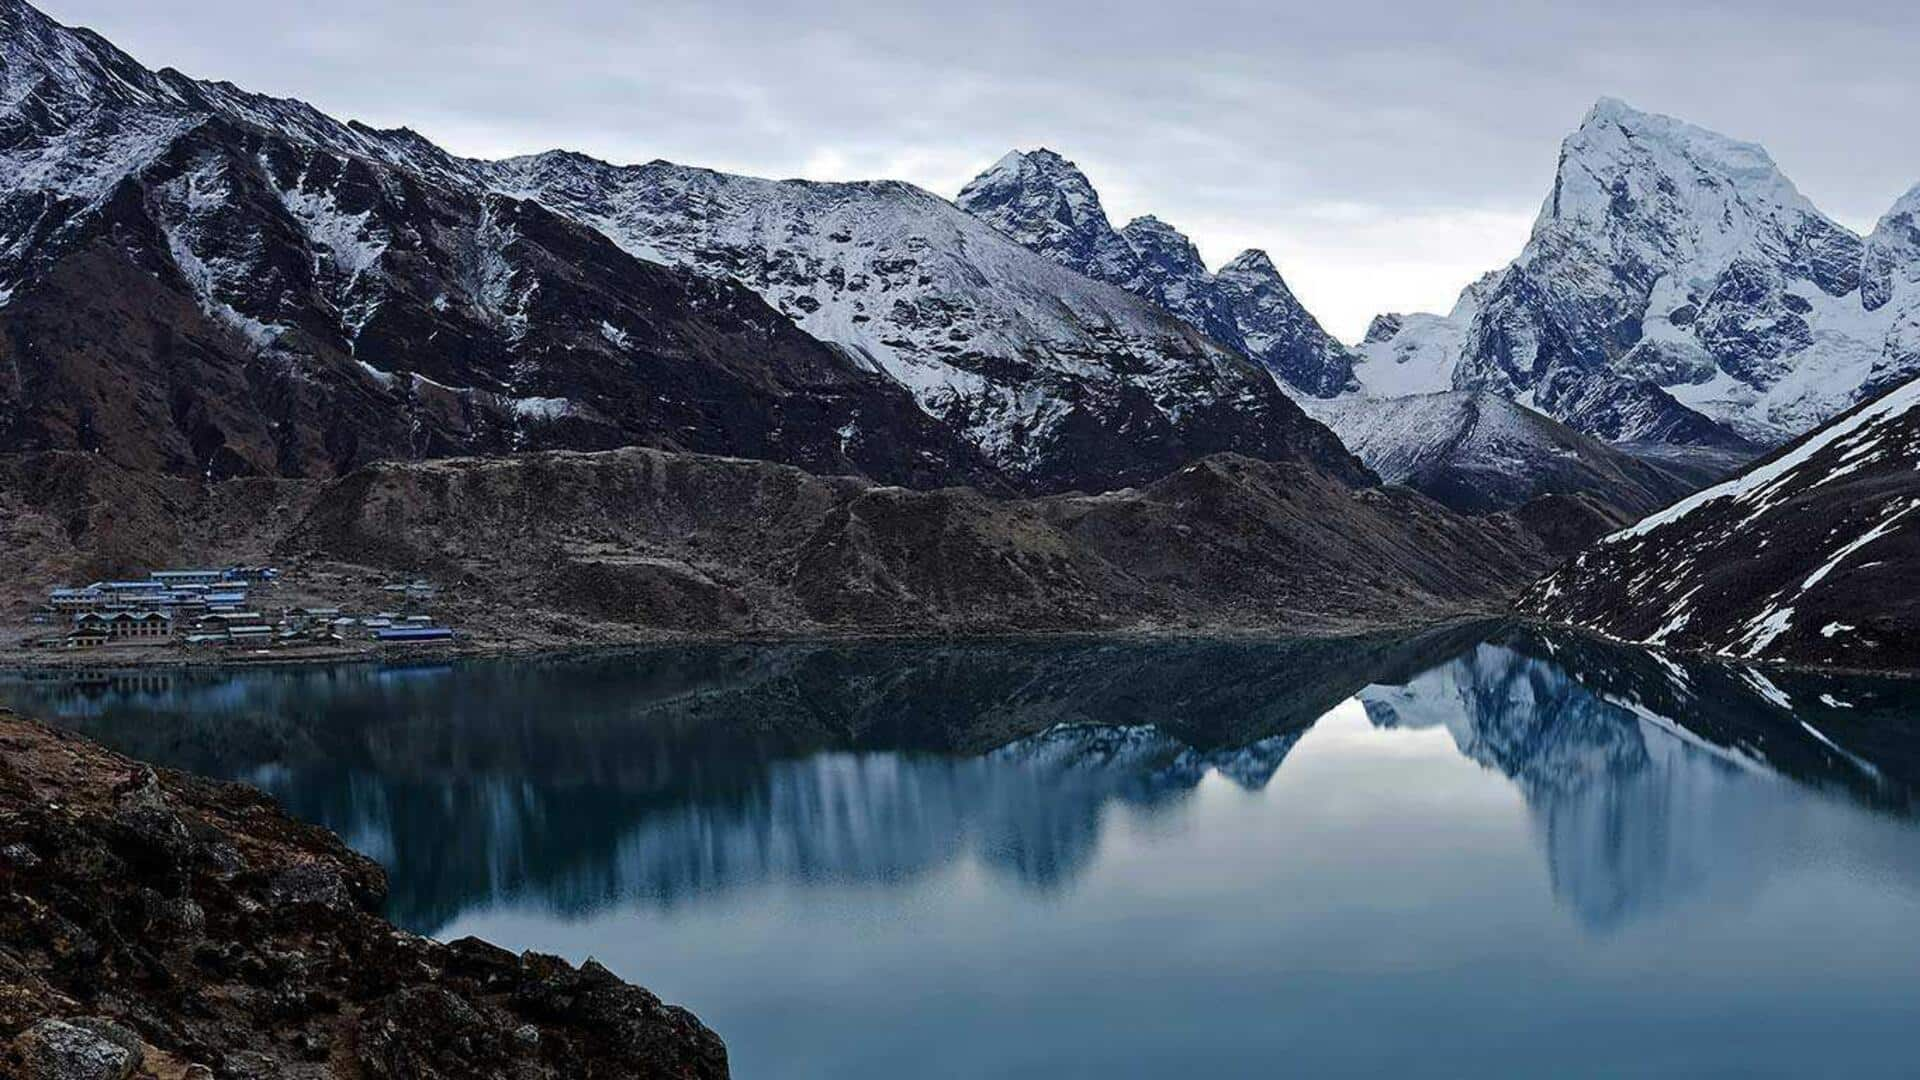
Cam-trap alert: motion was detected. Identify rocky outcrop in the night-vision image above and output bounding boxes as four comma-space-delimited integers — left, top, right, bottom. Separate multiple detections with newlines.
0, 710, 728, 1078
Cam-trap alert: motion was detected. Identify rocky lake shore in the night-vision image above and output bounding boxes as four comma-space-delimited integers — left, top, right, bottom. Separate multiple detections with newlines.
0, 710, 729, 1079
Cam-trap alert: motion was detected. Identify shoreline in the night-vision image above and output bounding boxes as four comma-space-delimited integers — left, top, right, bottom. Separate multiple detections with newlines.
3, 611, 1916, 681
0, 608, 1506, 671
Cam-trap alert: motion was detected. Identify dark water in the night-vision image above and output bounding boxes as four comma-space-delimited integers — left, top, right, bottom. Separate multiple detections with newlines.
5, 623, 1920, 1078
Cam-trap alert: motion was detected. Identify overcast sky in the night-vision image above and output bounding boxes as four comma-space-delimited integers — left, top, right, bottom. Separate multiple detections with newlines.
38, 0, 1920, 340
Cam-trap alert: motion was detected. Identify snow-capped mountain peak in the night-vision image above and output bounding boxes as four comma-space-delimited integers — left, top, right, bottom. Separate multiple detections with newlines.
1561, 97, 1815, 217
1113, 215, 1241, 346
1863, 183, 1920, 311
1352, 96, 1918, 454
955, 152, 1356, 398
1120, 215, 1208, 273
1, 0, 180, 112
953, 147, 1139, 282
1212, 248, 1358, 397
1538, 96, 1855, 295
1218, 249, 1279, 278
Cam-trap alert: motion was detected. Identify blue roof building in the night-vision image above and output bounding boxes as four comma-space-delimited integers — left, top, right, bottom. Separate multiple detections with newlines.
375, 626, 456, 643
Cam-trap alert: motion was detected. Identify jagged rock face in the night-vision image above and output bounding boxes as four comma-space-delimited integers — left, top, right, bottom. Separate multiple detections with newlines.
0, 0, 1363, 495
1362, 314, 1405, 345
1307, 390, 1702, 516
954, 149, 1357, 398
1214, 250, 1356, 397
1528, 368, 1757, 450
1359, 99, 1920, 451
951, 149, 1142, 285
1119, 215, 1244, 346
1521, 376, 1920, 669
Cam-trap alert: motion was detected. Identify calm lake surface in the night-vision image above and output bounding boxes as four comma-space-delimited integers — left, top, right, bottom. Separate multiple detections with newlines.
6, 623, 1920, 1078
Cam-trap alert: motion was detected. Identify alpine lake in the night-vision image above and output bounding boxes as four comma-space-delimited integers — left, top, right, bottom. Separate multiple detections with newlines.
5, 622, 1918, 1078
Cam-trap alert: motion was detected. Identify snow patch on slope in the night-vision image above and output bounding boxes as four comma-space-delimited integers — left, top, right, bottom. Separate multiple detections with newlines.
1608, 376, 1920, 543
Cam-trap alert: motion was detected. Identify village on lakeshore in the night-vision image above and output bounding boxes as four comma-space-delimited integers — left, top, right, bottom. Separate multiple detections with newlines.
19, 566, 459, 653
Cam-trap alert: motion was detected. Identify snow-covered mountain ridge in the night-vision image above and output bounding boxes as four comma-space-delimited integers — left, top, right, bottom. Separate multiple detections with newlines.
0, 0, 1018, 485
955, 149, 1358, 398
1357, 98, 1920, 453
478, 151, 1363, 490
0, 0, 1363, 492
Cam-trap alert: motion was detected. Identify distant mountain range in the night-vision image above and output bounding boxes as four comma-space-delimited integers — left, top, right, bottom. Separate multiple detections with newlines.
954, 149, 1358, 398
8, 0, 1920, 667
944, 106, 1920, 515
0, 0, 1360, 494
944, 103, 1920, 516
13, 0, 1917, 503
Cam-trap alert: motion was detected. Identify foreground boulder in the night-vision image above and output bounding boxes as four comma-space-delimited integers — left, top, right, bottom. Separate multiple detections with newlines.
0, 712, 728, 1079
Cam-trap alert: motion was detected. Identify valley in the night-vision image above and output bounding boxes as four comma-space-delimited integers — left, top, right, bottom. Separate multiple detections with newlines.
3, 0, 1920, 669
0, 446, 1598, 665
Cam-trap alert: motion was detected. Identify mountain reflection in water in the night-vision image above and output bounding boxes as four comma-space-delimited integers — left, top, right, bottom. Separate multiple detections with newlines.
3, 624, 1918, 941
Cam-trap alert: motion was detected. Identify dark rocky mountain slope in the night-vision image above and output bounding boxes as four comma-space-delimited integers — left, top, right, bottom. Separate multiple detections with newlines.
285, 447, 1564, 637
1520, 376, 1920, 669
3, 444, 1607, 651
